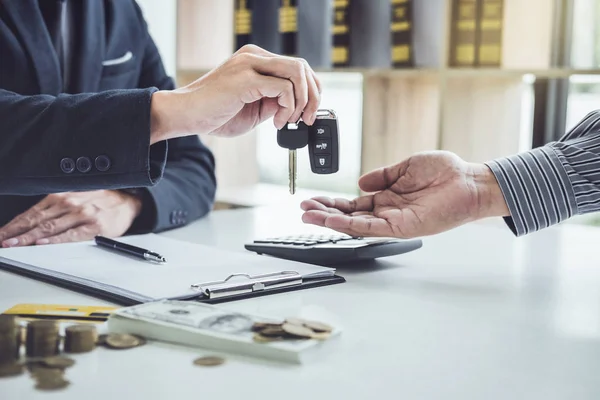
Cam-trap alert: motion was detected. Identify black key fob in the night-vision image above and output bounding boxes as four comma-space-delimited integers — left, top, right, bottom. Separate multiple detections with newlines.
308, 110, 339, 174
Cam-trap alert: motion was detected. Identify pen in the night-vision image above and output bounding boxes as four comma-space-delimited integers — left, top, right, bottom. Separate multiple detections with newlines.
94, 236, 167, 263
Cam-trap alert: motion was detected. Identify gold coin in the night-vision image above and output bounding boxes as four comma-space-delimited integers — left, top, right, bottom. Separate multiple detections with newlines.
310, 332, 331, 341
41, 356, 75, 369
251, 322, 282, 332
35, 377, 70, 391
281, 323, 314, 339
0, 363, 24, 378
284, 318, 308, 327
259, 327, 285, 337
104, 333, 140, 349
303, 321, 333, 333
132, 335, 147, 346
96, 334, 108, 345
252, 333, 282, 343
193, 356, 225, 367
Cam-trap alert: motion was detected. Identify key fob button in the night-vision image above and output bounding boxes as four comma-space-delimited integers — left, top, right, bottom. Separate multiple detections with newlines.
315, 155, 331, 168
314, 126, 331, 138
313, 139, 331, 154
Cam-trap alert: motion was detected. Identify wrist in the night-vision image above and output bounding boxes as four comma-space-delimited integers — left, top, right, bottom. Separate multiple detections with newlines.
119, 189, 143, 219
150, 91, 176, 144
470, 163, 510, 220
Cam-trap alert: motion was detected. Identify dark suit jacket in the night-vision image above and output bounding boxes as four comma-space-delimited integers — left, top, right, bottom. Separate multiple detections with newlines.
0, 0, 216, 232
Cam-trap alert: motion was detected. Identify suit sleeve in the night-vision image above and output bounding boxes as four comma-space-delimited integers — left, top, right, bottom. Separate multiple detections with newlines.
126, 2, 216, 234
485, 110, 600, 236
0, 87, 167, 195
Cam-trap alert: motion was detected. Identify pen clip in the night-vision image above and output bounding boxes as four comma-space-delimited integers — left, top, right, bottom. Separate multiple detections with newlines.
190, 271, 302, 299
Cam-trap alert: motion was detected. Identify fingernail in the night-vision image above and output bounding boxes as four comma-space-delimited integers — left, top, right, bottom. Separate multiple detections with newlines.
37, 239, 49, 245
3, 238, 18, 247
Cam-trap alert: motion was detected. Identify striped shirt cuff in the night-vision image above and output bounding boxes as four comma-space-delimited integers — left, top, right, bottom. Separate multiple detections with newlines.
484, 146, 578, 236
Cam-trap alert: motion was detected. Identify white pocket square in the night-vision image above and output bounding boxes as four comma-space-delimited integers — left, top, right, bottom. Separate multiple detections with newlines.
102, 51, 133, 66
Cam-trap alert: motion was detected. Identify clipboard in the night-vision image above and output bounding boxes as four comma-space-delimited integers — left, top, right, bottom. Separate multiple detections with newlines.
0, 234, 345, 306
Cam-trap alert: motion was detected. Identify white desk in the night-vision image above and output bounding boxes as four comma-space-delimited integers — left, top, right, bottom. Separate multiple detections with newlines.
1, 207, 600, 400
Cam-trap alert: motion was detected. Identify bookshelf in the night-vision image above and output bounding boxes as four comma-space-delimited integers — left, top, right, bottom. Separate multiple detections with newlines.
173, 0, 600, 206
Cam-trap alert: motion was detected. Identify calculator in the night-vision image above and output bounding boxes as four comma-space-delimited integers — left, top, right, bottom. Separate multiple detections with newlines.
244, 234, 422, 265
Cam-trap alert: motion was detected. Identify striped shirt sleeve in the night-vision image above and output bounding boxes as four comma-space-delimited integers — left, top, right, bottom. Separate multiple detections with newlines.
484, 110, 600, 236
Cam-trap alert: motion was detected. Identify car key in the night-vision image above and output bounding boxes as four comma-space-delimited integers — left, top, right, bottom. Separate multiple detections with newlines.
277, 121, 309, 194
277, 109, 339, 194
308, 110, 340, 175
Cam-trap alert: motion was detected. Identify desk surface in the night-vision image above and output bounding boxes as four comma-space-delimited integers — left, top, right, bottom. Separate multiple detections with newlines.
1, 207, 600, 400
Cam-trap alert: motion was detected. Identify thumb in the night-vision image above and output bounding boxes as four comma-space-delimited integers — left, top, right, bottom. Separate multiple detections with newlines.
358, 161, 406, 193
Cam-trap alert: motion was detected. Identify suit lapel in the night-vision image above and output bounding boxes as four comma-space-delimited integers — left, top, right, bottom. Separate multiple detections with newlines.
3, 0, 62, 94
68, 0, 105, 93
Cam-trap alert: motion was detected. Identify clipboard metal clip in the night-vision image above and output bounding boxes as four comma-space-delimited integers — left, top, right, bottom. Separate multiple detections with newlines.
190, 271, 302, 299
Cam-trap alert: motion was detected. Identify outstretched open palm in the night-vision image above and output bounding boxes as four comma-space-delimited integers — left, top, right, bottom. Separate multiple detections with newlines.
301, 151, 494, 238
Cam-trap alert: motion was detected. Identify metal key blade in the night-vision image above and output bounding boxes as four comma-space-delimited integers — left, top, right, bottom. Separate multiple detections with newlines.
289, 149, 297, 195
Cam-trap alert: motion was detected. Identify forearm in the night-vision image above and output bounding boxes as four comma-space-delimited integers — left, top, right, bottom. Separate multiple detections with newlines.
482, 110, 600, 236
0, 88, 167, 195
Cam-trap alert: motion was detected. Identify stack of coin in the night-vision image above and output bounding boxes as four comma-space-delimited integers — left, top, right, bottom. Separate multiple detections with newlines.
252, 318, 333, 343
26, 320, 60, 358
64, 325, 97, 353
100, 333, 146, 350
0, 315, 19, 365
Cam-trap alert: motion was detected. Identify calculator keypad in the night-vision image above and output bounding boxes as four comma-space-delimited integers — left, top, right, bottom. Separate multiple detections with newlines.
254, 234, 357, 246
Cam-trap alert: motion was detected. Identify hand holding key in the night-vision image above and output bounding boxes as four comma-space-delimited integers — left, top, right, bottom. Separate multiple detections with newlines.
150, 44, 322, 143
278, 110, 340, 194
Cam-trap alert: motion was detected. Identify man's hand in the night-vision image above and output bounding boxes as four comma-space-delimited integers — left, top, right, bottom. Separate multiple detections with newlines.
150, 44, 322, 143
301, 151, 510, 238
0, 191, 142, 247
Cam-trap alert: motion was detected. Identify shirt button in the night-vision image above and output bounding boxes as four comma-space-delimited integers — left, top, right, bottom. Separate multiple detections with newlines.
76, 157, 92, 173
60, 158, 75, 174
95, 155, 111, 172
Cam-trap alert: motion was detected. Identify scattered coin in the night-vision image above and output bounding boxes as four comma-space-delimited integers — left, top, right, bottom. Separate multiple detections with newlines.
284, 318, 307, 327
310, 332, 331, 341
0, 363, 24, 378
193, 356, 225, 367
251, 322, 282, 332
252, 317, 334, 343
104, 333, 141, 349
64, 324, 97, 354
35, 374, 70, 391
132, 335, 147, 346
96, 334, 108, 346
26, 320, 60, 358
302, 321, 333, 333
259, 327, 286, 337
40, 356, 75, 369
281, 323, 314, 339
252, 333, 283, 343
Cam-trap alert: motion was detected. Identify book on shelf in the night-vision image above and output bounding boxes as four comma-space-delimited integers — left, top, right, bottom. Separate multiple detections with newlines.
475, 0, 503, 67
280, 0, 332, 68
390, 0, 414, 68
234, 0, 252, 51
234, 0, 280, 53
449, 0, 480, 67
332, 0, 351, 67
345, 0, 392, 68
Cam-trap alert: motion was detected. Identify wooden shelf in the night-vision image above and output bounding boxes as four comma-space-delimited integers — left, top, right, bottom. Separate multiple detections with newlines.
177, 67, 600, 83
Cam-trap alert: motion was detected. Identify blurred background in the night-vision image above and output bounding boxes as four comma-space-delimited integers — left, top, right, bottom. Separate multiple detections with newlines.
135, 0, 600, 221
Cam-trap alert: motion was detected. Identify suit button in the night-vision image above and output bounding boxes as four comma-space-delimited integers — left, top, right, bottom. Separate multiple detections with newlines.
60, 158, 75, 174
170, 211, 178, 225
95, 155, 111, 172
76, 157, 92, 173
